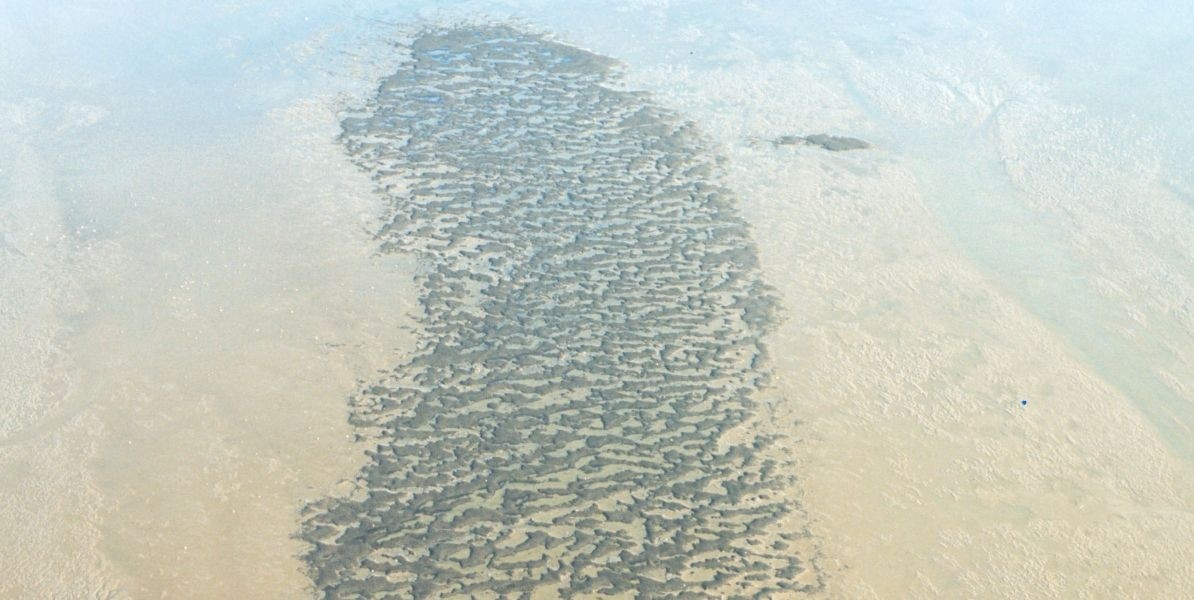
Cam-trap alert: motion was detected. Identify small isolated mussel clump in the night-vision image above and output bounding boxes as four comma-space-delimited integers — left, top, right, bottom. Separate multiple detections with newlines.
774, 133, 870, 151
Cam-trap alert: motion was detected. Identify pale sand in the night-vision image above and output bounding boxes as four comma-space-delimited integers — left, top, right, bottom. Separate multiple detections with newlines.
617, 31, 1194, 597
737, 149, 1194, 597
0, 16, 432, 595
73, 102, 421, 598
0, 92, 422, 597
0, 105, 123, 599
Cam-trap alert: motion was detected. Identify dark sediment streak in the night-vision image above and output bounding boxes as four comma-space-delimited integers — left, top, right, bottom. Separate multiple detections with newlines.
301, 26, 819, 598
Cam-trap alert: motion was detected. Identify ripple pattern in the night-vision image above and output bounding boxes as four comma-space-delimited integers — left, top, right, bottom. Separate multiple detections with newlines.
301, 26, 818, 599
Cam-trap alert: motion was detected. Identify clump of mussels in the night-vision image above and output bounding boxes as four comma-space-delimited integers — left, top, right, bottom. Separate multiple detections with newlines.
301, 25, 821, 598
774, 134, 870, 151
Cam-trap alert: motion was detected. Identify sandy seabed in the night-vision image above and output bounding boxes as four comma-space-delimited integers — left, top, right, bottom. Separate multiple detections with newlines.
0, 94, 421, 599
3, 5, 1194, 598
629, 29, 1194, 597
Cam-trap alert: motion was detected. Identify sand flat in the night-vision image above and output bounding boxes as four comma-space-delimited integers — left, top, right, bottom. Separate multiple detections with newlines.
3, 2, 1193, 597
737, 149, 1194, 597
590, 6, 1194, 593
73, 101, 421, 598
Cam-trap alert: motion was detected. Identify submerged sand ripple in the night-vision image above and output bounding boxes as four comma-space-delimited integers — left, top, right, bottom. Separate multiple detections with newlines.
300, 26, 817, 598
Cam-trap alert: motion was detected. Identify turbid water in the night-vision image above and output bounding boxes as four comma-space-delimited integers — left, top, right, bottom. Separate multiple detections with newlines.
2, 2, 1193, 598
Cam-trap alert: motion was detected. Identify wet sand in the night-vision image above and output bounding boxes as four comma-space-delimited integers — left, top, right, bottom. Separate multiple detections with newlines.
79, 104, 421, 597
738, 147, 1194, 596
0, 91, 421, 597
0, 105, 122, 598
607, 12, 1194, 595
3, 4, 1194, 597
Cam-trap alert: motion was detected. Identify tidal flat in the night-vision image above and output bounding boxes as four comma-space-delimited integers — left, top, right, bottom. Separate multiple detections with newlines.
3, 2, 1194, 598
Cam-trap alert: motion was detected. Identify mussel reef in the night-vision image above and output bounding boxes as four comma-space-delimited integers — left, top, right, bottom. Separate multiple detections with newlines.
301, 26, 819, 599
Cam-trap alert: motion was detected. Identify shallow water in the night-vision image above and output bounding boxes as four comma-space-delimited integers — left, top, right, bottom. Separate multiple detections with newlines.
2, 1, 1193, 598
